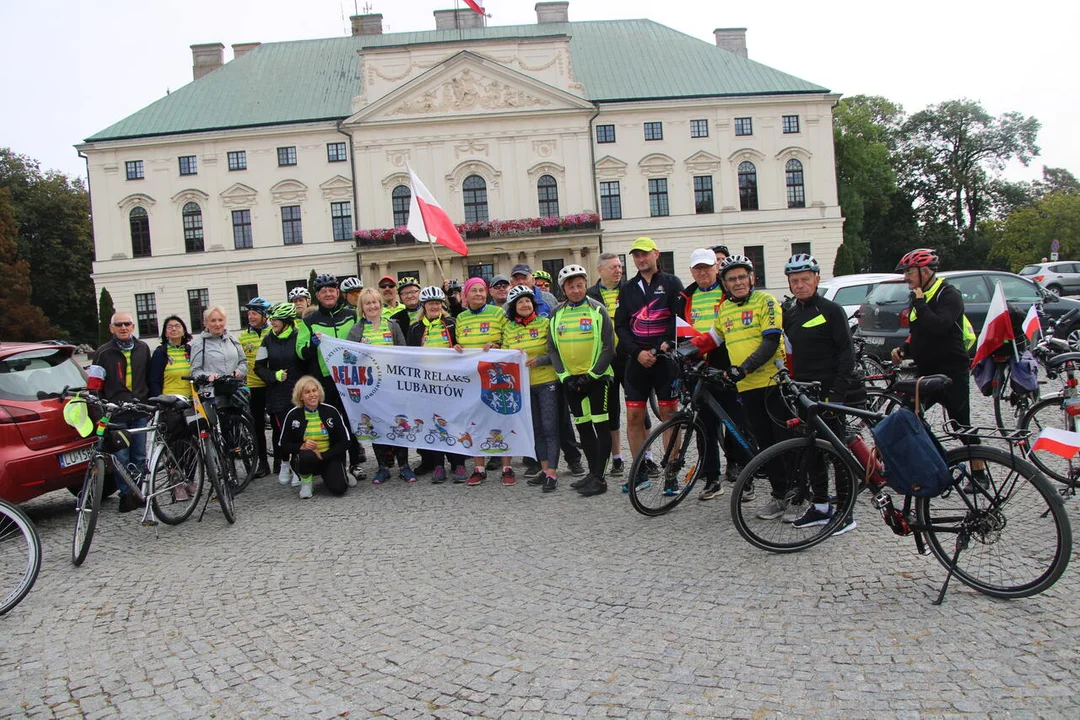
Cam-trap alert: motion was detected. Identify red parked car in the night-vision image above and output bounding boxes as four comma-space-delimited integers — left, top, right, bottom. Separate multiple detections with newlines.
0, 342, 93, 503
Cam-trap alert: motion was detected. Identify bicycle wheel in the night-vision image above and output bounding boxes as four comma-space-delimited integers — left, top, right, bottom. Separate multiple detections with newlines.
917, 445, 1072, 599
628, 414, 705, 516
72, 456, 105, 566
1017, 396, 1080, 486
858, 355, 890, 390
0, 500, 41, 616
992, 361, 1038, 431
221, 414, 258, 494
204, 441, 236, 524
149, 437, 204, 525
730, 437, 858, 553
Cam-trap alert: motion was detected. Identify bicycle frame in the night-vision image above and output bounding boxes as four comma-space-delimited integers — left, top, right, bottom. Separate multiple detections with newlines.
675, 362, 758, 457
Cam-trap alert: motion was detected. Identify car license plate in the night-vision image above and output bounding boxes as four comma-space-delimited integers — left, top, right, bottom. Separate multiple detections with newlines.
59, 444, 94, 469
863, 336, 885, 345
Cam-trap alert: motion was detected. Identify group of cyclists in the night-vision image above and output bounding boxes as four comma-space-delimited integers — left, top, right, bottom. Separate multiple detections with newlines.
95, 238, 971, 524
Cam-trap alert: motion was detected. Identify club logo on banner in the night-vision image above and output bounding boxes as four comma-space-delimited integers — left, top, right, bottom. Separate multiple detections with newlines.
318, 337, 535, 458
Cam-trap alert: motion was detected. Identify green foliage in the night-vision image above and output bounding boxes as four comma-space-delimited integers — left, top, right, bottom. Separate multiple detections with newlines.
832, 243, 856, 276
988, 193, 1080, 271
0, 187, 55, 341
1033, 166, 1080, 198
308, 269, 317, 297
97, 288, 115, 346
0, 147, 96, 344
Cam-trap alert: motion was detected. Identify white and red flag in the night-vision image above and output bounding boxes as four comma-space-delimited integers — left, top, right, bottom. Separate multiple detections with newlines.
1022, 304, 1042, 342
1031, 427, 1080, 459
463, 0, 488, 17
970, 281, 1014, 368
407, 166, 468, 257
675, 316, 702, 338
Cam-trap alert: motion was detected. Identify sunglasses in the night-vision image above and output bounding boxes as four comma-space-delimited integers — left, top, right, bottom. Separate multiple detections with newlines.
112, 321, 134, 327
379, 283, 396, 289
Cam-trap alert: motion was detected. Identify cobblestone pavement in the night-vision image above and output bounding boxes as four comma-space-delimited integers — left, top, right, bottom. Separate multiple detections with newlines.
2, 387, 1079, 719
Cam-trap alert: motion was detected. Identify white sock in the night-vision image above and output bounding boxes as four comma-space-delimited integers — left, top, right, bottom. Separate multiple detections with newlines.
612, 454, 623, 461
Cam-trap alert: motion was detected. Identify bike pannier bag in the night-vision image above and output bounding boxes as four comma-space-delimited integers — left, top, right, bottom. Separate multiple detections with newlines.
871, 408, 950, 497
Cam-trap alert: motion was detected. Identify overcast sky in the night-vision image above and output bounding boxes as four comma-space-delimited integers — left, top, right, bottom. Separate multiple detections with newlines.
1, 0, 1075, 183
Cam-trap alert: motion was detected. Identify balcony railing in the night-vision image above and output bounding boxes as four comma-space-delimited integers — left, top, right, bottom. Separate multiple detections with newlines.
353, 212, 600, 246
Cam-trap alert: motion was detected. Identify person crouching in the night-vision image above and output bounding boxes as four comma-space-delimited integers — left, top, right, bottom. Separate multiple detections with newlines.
278, 376, 351, 499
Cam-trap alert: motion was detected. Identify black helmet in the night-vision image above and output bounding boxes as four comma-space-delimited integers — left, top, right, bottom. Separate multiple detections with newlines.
313, 274, 339, 291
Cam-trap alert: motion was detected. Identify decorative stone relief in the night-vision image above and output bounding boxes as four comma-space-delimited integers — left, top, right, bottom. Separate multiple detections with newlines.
455, 140, 490, 158
117, 193, 155, 214
684, 151, 723, 175
386, 149, 410, 167
381, 173, 411, 192
388, 69, 553, 115
170, 188, 210, 206
638, 153, 675, 177
775, 146, 812, 162
594, 155, 628, 180
532, 139, 556, 158
270, 179, 309, 205
527, 162, 566, 184
320, 175, 354, 201
445, 160, 502, 192
727, 148, 767, 165
220, 183, 258, 209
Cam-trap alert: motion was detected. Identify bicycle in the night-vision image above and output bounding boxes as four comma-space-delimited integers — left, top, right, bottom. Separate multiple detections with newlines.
187, 379, 238, 524
627, 345, 758, 516
729, 365, 1072, 603
193, 376, 258, 494
0, 499, 41, 616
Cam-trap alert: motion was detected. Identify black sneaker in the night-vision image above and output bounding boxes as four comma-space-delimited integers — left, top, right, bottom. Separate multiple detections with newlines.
577, 475, 608, 497
725, 463, 743, 484
542, 473, 558, 493
349, 464, 366, 481
643, 458, 662, 478
526, 474, 546, 486
523, 464, 543, 480
740, 481, 756, 503
570, 476, 590, 489
118, 493, 141, 513
610, 458, 625, 477
255, 462, 270, 479
413, 460, 435, 476
698, 480, 724, 501
568, 459, 587, 477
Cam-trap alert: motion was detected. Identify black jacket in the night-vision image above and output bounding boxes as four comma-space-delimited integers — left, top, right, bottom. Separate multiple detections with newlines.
254, 326, 314, 414
148, 342, 190, 397
406, 315, 459, 347
783, 293, 858, 397
92, 338, 151, 404
674, 283, 731, 370
905, 279, 969, 376
278, 402, 350, 460
615, 270, 685, 357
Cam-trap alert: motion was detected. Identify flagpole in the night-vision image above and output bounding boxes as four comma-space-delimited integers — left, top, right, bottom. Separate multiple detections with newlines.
428, 237, 448, 286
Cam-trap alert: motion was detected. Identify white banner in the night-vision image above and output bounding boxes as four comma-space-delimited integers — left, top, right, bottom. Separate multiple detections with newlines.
318, 337, 534, 458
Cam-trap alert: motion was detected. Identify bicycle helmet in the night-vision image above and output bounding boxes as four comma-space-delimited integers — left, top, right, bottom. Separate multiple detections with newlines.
532, 269, 552, 284
288, 287, 310, 301
245, 297, 272, 314
419, 286, 445, 303
340, 277, 363, 293
313, 273, 339, 291
507, 285, 535, 306
558, 264, 588, 287
719, 254, 754, 277
895, 248, 939, 272
784, 253, 820, 276
446, 280, 462, 293
268, 302, 297, 321
397, 276, 420, 291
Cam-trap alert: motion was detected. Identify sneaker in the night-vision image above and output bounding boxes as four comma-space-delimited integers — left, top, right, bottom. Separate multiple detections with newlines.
832, 515, 858, 536
346, 472, 358, 488
414, 459, 436, 476
400, 466, 417, 483
724, 463, 743, 484
610, 458, 625, 477
568, 459, 587, 477
527, 473, 546, 487
299, 480, 313, 499
254, 462, 270, 479
349, 464, 366, 481
962, 469, 989, 494
781, 504, 806, 523
432, 466, 447, 484
278, 464, 293, 486
698, 480, 724, 501
620, 474, 652, 493
486, 457, 501, 470
643, 458, 661, 478
466, 469, 484, 486
501, 467, 516, 486
452, 466, 469, 483
662, 475, 680, 497
291, 473, 301, 488
577, 475, 608, 497
372, 467, 391, 484
791, 505, 833, 528
523, 464, 543, 480
542, 472, 558, 493
740, 481, 756, 503
571, 476, 590, 489
756, 497, 788, 520
118, 493, 141, 514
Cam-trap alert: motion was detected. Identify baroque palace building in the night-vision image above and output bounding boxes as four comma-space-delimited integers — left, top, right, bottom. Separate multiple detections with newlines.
78, 2, 843, 341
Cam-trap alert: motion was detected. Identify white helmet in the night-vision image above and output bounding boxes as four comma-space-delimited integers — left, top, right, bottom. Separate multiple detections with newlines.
506, 284, 535, 306
340, 277, 363, 292
288, 287, 311, 301
419, 286, 445, 303
558, 264, 588, 287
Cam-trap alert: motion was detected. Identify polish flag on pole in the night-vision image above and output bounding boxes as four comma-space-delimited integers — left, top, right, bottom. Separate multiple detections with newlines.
407, 166, 469, 257
1022, 304, 1042, 342
676, 317, 702, 338
463, 0, 488, 16
970, 281, 1014, 368
1031, 427, 1080, 459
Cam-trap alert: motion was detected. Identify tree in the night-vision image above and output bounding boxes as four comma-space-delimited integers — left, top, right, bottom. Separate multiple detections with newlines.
899, 100, 1040, 237
988, 192, 1080, 271
0, 188, 55, 341
832, 242, 856, 276
308, 269, 318, 298
1033, 166, 1080, 198
0, 148, 97, 344
97, 288, 115, 346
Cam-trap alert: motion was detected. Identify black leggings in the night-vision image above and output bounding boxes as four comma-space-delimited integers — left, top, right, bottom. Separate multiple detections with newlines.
291, 450, 349, 495
373, 443, 408, 469
565, 380, 612, 479
248, 386, 268, 464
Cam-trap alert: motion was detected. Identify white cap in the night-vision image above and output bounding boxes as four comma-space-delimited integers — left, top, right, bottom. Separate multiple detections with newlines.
689, 248, 717, 268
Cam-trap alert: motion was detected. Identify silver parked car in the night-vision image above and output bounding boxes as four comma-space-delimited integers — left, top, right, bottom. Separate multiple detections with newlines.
1019, 262, 1080, 296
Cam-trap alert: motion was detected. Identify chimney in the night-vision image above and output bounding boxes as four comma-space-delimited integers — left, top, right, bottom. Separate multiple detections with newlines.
536, 1, 569, 23
232, 42, 261, 59
713, 28, 747, 58
350, 13, 384, 36
191, 43, 225, 80
434, 8, 485, 31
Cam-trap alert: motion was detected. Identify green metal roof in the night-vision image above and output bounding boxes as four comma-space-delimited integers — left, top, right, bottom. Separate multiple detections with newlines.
85, 19, 829, 142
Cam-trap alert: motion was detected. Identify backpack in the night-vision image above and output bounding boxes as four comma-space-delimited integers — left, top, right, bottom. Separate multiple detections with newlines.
871, 406, 951, 497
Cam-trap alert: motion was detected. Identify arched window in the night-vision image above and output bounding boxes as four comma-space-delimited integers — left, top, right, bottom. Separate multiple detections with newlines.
738, 161, 758, 211
129, 207, 151, 258
392, 185, 411, 227
182, 202, 204, 253
785, 159, 806, 208
462, 175, 488, 223
537, 174, 559, 218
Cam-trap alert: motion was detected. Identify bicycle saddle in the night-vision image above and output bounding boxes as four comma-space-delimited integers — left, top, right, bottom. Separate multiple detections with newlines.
893, 374, 952, 405
147, 395, 193, 410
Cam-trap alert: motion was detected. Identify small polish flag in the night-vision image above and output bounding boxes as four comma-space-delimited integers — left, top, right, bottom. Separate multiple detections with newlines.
676, 317, 702, 338
1023, 304, 1042, 342
1031, 427, 1080, 459
970, 281, 1015, 369
407, 165, 469, 257
463, 0, 489, 16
